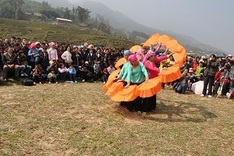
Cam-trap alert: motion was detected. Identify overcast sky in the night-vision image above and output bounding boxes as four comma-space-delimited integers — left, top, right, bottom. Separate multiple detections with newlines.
70, 0, 234, 54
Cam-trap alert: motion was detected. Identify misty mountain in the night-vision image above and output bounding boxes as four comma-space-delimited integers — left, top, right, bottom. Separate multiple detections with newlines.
31, 0, 227, 55
32, 0, 73, 9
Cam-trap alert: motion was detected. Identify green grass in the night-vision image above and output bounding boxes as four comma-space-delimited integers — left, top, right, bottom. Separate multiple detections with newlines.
0, 82, 234, 155
0, 18, 136, 48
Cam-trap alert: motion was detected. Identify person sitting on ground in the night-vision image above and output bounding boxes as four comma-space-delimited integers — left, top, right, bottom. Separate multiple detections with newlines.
58, 63, 69, 82
32, 64, 45, 84
176, 68, 195, 94
68, 63, 77, 82
48, 69, 57, 84
195, 59, 204, 78
17, 50, 32, 77
0, 68, 4, 82
107, 64, 115, 75
2, 46, 20, 80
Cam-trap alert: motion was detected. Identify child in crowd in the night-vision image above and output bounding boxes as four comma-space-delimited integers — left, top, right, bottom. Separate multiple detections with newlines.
101, 67, 108, 84
58, 63, 68, 82
68, 63, 77, 82
93, 60, 101, 82
47, 69, 57, 83
32, 64, 45, 84
0, 69, 4, 81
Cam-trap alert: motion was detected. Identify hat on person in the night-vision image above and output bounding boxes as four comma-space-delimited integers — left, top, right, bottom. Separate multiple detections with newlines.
83, 42, 88, 47
124, 50, 131, 55
88, 44, 94, 49
128, 54, 138, 63
227, 54, 232, 58
189, 68, 193, 73
210, 53, 217, 58
199, 59, 204, 63
49, 42, 56, 47
85, 61, 89, 64
18, 50, 24, 54
146, 50, 155, 59
201, 56, 206, 59
29, 43, 37, 49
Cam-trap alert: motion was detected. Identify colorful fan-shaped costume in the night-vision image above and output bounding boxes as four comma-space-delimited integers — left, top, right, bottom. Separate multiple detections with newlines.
102, 33, 187, 104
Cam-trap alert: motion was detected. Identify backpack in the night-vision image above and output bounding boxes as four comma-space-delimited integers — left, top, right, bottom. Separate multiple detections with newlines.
22, 79, 34, 86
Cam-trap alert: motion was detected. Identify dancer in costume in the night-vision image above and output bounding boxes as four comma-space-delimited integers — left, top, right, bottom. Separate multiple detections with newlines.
142, 50, 174, 112
123, 54, 149, 111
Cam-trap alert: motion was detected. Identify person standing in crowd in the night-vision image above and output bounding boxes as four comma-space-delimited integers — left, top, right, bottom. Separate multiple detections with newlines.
47, 42, 58, 61
61, 45, 73, 67
201, 54, 218, 97
86, 49, 96, 66
28, 43, 39, 69
93, 60, 101, 82
195, 60, 204, 77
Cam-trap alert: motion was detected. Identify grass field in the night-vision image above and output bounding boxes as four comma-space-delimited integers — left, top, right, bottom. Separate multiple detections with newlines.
0, 82, 233, 155
0, 18, 135, 48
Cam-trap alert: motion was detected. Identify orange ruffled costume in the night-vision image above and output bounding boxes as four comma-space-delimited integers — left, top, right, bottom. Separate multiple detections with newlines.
103, 33, 187, 102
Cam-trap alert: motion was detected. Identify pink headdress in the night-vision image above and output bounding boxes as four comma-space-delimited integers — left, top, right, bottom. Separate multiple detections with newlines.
143, 50, 155, 62
49, 42, 56, 47
146, 50, 155, 59
29, 43, 37, 49
128, 54, 138, 63
136, 49, 144, 62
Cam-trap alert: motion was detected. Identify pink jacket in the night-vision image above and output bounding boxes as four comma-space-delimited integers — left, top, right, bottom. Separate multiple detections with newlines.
144, 60, 160, 79
155, 55, 167, 63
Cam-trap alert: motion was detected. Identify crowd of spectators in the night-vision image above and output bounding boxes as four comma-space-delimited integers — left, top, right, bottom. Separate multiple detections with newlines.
0, 36, 233, 99
173, 53, 234, 99
0, 36, 122, 84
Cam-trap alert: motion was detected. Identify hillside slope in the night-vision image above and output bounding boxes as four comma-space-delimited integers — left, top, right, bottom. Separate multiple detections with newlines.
0, 18, 135, 48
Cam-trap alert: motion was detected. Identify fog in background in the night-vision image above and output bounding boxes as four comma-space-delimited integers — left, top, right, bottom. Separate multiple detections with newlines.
69, 0, 234, 54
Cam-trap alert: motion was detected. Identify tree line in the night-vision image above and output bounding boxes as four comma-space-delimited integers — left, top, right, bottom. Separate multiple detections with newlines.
0, 0, 111, 33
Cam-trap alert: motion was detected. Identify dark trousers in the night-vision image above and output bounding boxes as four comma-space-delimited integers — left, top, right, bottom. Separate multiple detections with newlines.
59, 72, 68, 81
69, 74, 76, 82
202, 76, 214, 95
142, 94, 157, 112
125, 97, 142, 112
